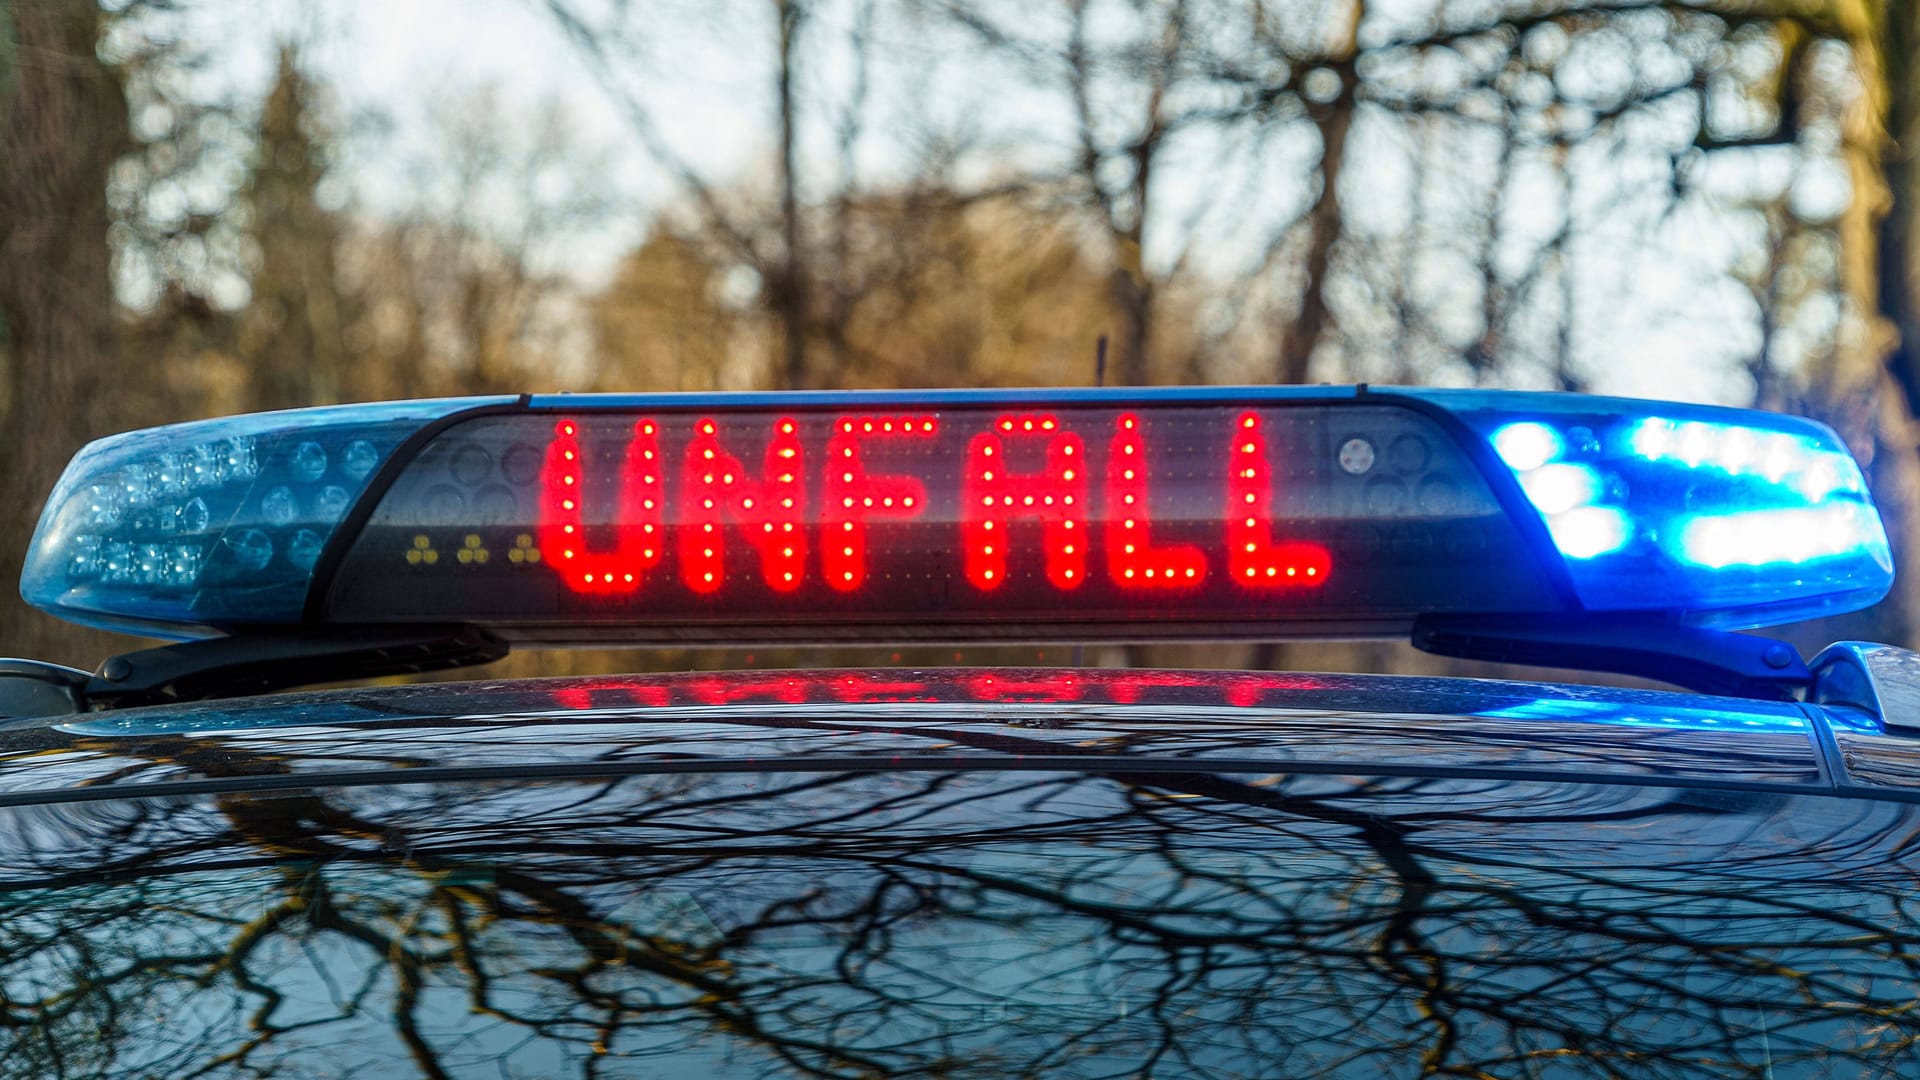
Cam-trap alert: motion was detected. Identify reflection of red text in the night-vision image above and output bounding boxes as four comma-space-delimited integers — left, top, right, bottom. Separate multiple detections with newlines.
962, 672, 1085, 703
545, 669, 1331, 711
549, 681, 672, 710
1220, 672, 1328, 707
827, 674, 931, 702
686, 676, 810, 706
1104, 671, 1220, 704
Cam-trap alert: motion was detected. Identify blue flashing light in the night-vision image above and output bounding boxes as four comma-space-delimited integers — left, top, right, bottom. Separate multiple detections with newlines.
21, 398, 510, 637
1545, 506, 1631, 560
1492, 422, 1563, 471
1519, 463, 1602, 516
1409, 389, 1894, 627
1676, 505, 1887, 569
1627, 417, 1860, 490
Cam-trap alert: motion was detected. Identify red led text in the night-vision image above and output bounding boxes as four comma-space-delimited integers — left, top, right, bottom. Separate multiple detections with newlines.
961, 415, 1087, 590
823, 415, 936, 591
680, 417, 807, 593
1227, 412, 1331, 586
1107, 413, 1206, 588
539, 418, 664, 593
537, 410, 1333, 596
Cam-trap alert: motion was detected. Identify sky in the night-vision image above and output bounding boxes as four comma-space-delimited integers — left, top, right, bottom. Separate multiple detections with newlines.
182, 0, 1825, 407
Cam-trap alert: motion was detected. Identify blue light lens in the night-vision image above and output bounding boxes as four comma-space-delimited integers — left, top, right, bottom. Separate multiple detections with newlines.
21, 398, 509, 637
1518, 463, 1603, 517
1415, 390, 1893, 627
1544, 506, 1631, 560
1491, 422, 1564, 471
1675, 505, 1884, 568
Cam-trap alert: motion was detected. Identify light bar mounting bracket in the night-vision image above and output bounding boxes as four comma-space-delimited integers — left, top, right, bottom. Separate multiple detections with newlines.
83, 625, 508, 709
1412, 616, 1810, 700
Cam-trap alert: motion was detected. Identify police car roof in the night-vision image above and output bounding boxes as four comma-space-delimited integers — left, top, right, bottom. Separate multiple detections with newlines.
4, 662, 1918, 813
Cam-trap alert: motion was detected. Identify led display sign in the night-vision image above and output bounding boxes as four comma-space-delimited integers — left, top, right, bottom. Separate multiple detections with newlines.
325, 402, 1554, 642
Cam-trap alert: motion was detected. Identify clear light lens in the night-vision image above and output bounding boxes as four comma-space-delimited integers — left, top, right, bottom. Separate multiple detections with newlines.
291, 441, 329, 482
342, 439, 381, 479
287, 528, 326, 571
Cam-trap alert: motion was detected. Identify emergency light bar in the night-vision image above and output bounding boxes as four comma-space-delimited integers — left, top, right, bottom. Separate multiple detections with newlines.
20, 388, 1892, 644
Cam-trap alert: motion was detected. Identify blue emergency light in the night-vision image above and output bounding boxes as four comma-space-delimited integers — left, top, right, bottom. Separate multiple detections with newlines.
19, 388, 1891, 647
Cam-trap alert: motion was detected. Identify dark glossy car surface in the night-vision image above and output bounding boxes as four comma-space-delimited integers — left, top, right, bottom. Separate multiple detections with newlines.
3, 665, 1919, 1078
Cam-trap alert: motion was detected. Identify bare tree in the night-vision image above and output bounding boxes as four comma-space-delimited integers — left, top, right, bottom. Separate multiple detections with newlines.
234, 46, 347, 411
544, 0, 833, 389
0, 0, 134, 663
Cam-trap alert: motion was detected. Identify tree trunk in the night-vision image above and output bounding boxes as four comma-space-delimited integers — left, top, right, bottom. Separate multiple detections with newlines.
774, 0, 809, 389
1873, 0, 1920, 648
0, 0, 131, 663
1111, 250, 1153, 387
1280, 60, 1358, 385
1877, 0, 1920, 416
1805, 0, 1919, 650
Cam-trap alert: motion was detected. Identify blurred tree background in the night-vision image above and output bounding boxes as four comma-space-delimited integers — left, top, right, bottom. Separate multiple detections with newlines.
2, 0, 1917, 678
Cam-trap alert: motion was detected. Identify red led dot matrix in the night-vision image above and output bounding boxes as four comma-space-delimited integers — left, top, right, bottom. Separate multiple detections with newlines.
821, 414, 937, 591
960, 414, 1087, 591
538, 418, 665, 594
1226, 411, 1332, 588
1106, 412, 1207, 589
680, 417, 808, 594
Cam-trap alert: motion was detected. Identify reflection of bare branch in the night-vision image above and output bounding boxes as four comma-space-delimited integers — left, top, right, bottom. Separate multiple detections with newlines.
2, 766, 1919, 1077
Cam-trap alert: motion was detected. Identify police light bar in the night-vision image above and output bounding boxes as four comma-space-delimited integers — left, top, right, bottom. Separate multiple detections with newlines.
20, 388, 1892, 644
